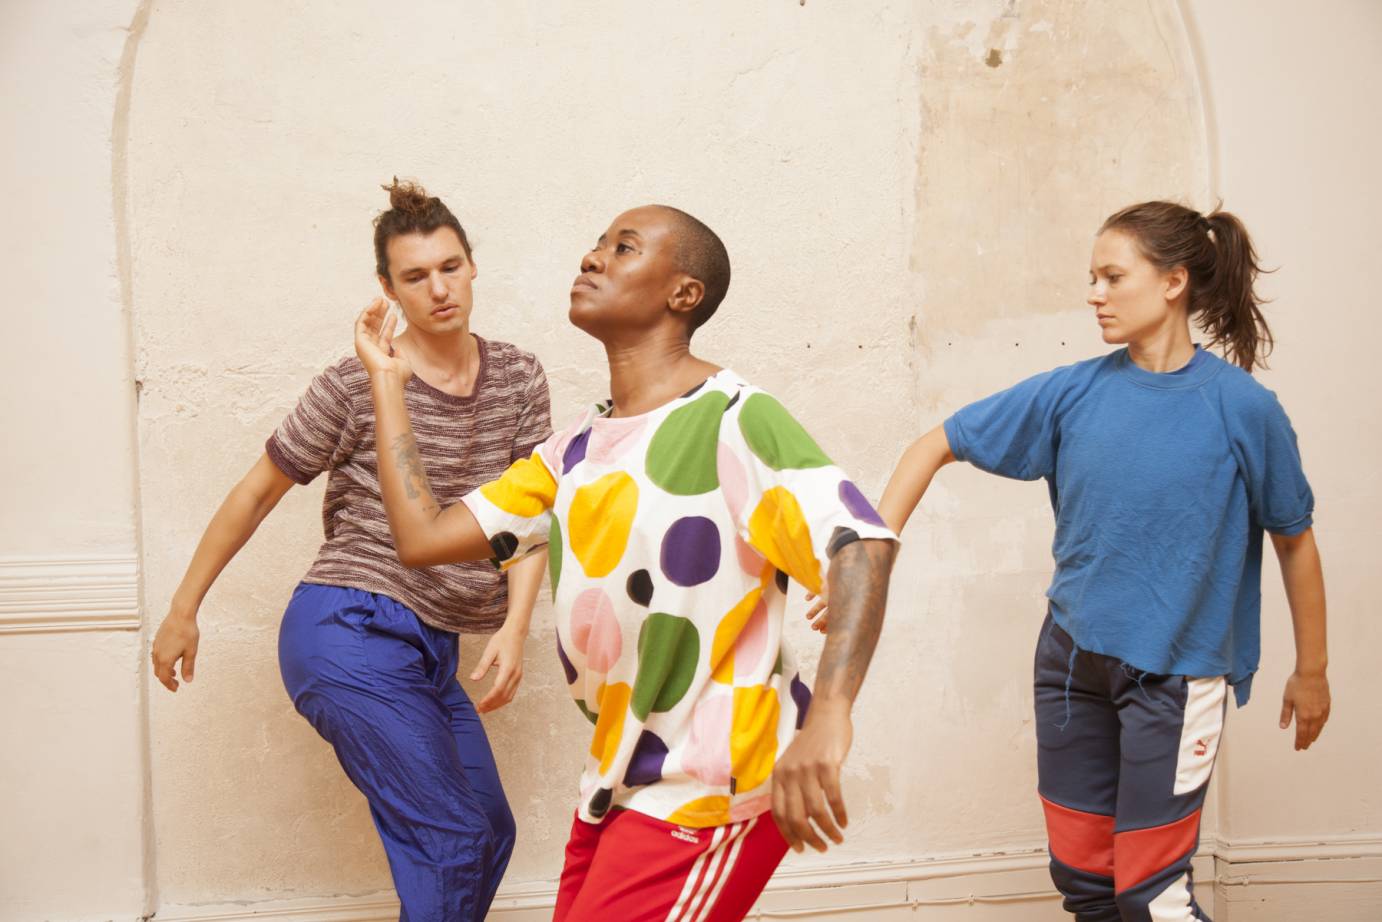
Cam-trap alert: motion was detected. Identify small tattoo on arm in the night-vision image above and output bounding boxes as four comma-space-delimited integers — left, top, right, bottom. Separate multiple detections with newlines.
391, 433, 438, 511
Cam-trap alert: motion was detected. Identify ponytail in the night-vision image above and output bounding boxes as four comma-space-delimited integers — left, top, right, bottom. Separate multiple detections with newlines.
1202, 210, 1272, 371
1100, 201, 1273, 371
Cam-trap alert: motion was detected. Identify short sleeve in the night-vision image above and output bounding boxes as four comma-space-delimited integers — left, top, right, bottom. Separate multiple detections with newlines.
462, 438, 560, 569
1232, 389, 1314, 535
943, 367, 1069, 481
265, 364, 355, 484
720, 389, 897, 596
512, 356, 554, 463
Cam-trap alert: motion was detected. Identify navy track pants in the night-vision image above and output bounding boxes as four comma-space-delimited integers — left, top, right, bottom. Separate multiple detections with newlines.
1034, 614, 1227, 922
279, 583, 516, 922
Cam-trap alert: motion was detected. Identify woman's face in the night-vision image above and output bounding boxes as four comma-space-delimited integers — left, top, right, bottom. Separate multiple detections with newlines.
1087, 229, 1187, 347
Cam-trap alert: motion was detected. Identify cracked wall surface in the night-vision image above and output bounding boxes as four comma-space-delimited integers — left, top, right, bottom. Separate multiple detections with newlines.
127, 0, 1211, 907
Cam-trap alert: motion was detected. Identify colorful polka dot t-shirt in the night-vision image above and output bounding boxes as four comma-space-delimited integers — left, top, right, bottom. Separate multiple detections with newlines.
462, 370, 897, 827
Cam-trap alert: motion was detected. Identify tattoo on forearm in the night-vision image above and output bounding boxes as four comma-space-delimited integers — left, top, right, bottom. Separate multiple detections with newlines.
390, 434, 439, 515
816, 539, 896, 702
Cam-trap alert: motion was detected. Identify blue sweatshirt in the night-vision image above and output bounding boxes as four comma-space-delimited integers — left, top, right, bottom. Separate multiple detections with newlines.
944, 347, 1313, 705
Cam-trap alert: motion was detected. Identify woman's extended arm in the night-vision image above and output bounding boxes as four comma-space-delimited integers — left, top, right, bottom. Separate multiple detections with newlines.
1271, 527, 1330, 751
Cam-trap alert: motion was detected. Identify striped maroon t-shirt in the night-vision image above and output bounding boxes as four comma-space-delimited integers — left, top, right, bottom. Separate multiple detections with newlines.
266, 335, 551, 633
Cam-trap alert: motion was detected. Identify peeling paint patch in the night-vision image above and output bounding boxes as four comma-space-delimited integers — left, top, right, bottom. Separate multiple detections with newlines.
911, 0, 1209, 336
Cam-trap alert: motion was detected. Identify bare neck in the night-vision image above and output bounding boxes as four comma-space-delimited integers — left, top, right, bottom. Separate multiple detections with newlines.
1127, 313, 1196, 373
397, 323, 482, 396
604, 334, 720, 417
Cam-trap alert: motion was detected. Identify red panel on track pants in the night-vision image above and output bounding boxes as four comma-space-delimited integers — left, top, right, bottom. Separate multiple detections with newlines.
553, 808, 789, 922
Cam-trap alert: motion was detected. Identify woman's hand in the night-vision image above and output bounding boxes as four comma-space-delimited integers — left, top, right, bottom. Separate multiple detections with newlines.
804, 578, 830, 633
354, 298, 412, 382
471, 625, 527, 713
1280, 669, 1331, 751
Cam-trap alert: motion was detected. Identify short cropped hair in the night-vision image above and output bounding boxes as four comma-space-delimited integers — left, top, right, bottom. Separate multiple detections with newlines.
655, 205, 731, 332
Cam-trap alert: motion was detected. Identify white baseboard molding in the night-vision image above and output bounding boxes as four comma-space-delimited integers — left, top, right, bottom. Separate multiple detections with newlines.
1214, 836, 1382, 920
146, 844, 1157, 922
0, 554, 140, 634
150, 834, 1382, 922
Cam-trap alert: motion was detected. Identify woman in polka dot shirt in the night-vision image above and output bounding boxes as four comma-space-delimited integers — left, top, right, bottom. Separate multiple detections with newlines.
358, 203, 900, 922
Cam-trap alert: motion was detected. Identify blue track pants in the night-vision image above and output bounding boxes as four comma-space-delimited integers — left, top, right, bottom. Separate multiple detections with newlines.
278, 583, 516, 922
1034, 614, 1226, 921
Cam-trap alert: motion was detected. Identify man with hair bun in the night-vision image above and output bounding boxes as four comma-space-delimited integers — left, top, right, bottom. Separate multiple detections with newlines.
152, 179, 550, 921
359, 204, 899, 921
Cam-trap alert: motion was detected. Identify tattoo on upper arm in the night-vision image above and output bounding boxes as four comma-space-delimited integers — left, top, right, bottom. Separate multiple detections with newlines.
815, 539, 896, 702
390, 434, 439, 514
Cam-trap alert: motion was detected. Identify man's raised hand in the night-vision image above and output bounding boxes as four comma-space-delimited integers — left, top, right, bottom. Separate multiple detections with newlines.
355, 298, 412, 381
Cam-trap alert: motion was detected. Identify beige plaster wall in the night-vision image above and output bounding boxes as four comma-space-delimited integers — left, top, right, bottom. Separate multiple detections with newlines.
1184, 0, 1382, 880
0, 1, 149, 920
125, 0, 1219, 911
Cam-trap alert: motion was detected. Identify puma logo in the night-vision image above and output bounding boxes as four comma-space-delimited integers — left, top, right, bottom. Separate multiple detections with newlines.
1194, 738, 1209, 757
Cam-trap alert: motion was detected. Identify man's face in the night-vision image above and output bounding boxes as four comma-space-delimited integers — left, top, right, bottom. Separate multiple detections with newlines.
569, 206, 683, 341
379, 227, 476, 337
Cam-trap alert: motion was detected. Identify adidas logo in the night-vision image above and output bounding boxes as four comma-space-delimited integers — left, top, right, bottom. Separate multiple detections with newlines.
670, 827, 701, 845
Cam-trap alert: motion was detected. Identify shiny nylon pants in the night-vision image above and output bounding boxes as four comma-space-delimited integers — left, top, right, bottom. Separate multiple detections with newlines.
279, 583, 515, 922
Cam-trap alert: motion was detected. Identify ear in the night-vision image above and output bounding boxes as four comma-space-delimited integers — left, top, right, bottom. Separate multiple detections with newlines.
378, 274, 398, 303
1164, 265, 1190, 303
667, 276, 705, 317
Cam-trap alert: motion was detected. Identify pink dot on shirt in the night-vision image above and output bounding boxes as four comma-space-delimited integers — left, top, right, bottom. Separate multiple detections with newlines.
683, 692, 733, 787
718, 441, 748, 521
569, 587, 622, 673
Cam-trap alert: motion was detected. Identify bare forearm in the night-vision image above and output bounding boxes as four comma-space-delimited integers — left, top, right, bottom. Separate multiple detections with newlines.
502, 549, 547, 637
368, 372, 496, 565
1274, 529, 1327, 674
877, 425, 954, 533
372, 372, 442, 552
172, 461, 289, 616
814, 538, 897, 708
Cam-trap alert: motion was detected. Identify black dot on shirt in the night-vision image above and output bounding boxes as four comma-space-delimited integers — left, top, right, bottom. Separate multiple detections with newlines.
775, 569, 789, 594
489, 532, 519, 561
827, 526, 861, 558
626, 569, 654, 607
589, 787, 613, 819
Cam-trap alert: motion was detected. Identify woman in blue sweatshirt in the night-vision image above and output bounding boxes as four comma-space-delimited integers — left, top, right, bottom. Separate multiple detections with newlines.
862, 202, 1330, 921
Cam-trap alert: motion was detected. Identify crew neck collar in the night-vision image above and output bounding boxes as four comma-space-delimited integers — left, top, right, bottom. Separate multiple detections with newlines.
596, 368, 737, 422
1116, 345, 1220, 390
407, 334, 488, 405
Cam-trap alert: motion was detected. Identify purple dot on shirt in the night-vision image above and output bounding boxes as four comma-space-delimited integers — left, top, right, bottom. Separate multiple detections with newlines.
623, 730, 669, 787
660, 516, 721, 587
556, 635, 578, 685
838, 479, 887, 527
562, 428, 591, 474
790, 672, 812, 729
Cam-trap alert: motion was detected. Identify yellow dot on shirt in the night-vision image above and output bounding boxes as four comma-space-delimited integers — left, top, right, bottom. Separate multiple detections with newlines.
479, 454, 557, 518
747, 486, 821, 595
568, 471, 639, 578
590, 681, 632, 776
710, 586, 765, 685
731, 686, 780, 795
666, 795, 732, 828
